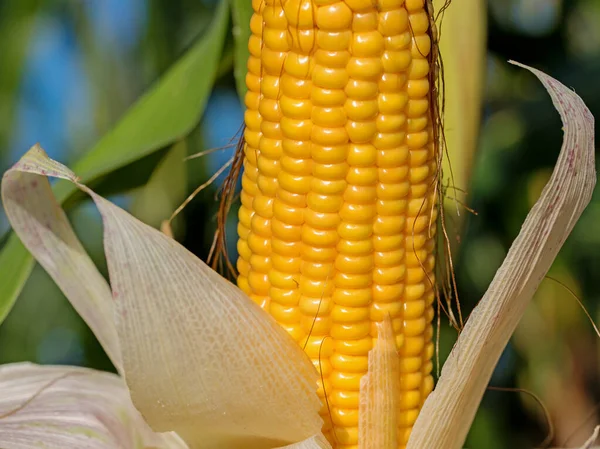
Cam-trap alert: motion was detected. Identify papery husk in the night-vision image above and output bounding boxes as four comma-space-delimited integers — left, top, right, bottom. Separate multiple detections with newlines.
0, 362, 185, 449
2, 146, 324, 448
439, 0, 486, 212
1, 154, 122, 373
407, 64, 596, 449
276, 434, 332, 449
358, 317, 400, 449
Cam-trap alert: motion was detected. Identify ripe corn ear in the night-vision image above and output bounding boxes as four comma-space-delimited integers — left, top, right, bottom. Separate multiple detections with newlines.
236, 0, 438, 447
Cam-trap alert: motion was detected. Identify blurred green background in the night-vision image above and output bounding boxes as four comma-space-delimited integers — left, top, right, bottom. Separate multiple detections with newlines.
0, 0, 599, 447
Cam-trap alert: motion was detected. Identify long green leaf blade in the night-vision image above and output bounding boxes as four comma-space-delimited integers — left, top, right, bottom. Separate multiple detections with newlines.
55, 0, 230, 203
0, 234, 33, 324
231, 0, 252, 102
0, 0, 229, 326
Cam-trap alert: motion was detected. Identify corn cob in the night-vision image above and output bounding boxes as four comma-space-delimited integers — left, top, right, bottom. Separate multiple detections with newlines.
236, 0, 438, 446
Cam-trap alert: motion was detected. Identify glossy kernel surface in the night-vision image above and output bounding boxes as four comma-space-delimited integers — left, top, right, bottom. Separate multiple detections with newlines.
237, 0, 436, 447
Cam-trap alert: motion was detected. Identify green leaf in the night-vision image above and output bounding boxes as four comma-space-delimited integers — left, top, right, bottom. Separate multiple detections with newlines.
0, 0, 45, 150
231, 0, 252, 103
0, 235, 34, 324
0, 0, 230, 326
440, 0, 486, 240
62, 149, 169, 209
55, 0, 230, 204
130, 140, 188, 232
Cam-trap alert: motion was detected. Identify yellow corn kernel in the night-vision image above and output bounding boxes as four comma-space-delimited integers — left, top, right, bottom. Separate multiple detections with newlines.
237, 0, 437, 447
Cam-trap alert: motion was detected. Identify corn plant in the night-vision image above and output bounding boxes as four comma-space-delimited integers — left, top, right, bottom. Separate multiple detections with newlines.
0, 1, 596, 448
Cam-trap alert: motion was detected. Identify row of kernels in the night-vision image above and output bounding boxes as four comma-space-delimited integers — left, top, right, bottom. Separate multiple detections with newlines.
373, 282, 403, 304
284, 0, 337, 363
280, 95, 311, 120
313, 105, 346, 129
249, 196, 276, 236
302, 257, 335, 279
301, 295, 335, 321
238, 93, 260, 297
329, 156, 377, 446
331, 322, 371, 350
271, 214, 302, 243
315, 1, 353, 30
379, 72, 408, 96
404, 229, 430, 251
338, 205, 376, 233
406, 190, 433, 217
374, 4, 412, 300
300, 220, 341, 248
300, 109, 339, 440
384, 27, 411, 50
407, 2, 429, 33
337, 17, 379, 344
351, 31, 384, 59
288, 25, 317, 53
312, 88, 346, 108
299, 110, 341, 355
328, 374, 431, 447
252, 2, 287, 313
374, 264, 405, 287
401, 193, 434, 446
405, 268, 431, 292
373, 4, 416, 444
299, 302, 332, 332
405, 233, 435, 270
377, 196, 407, 215
371, 131, 404, 151
283, 0, 315, 29
307, 87, 349, 265
311, 8, 352, 94
371, 300, 402, 325
333, 274, 372, 295
347, 62, 381, 88
239, 4, 264, 307
255, 51, 283, 267
405, 8, 431, 201
380, 7, 412, 112
332, 334, 373, 356
421, 330, 435, 401
240, 170, 257, 210
351, 8, 377, 30
329, 341, 373, 429
330, 369, 363, 392
337, 239, 372, 260
329, 86, 378, 443
236, 237, 251, 288
334, 429, 359, 449
376, 0, 407, 12
343, 4, 381, 257
261, 43, 287, 76
331, 408, 360, 433
371, 5, 410, 268
244, 1, 263, 191
252, 0, 265, 15
248, 0, 264, 68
